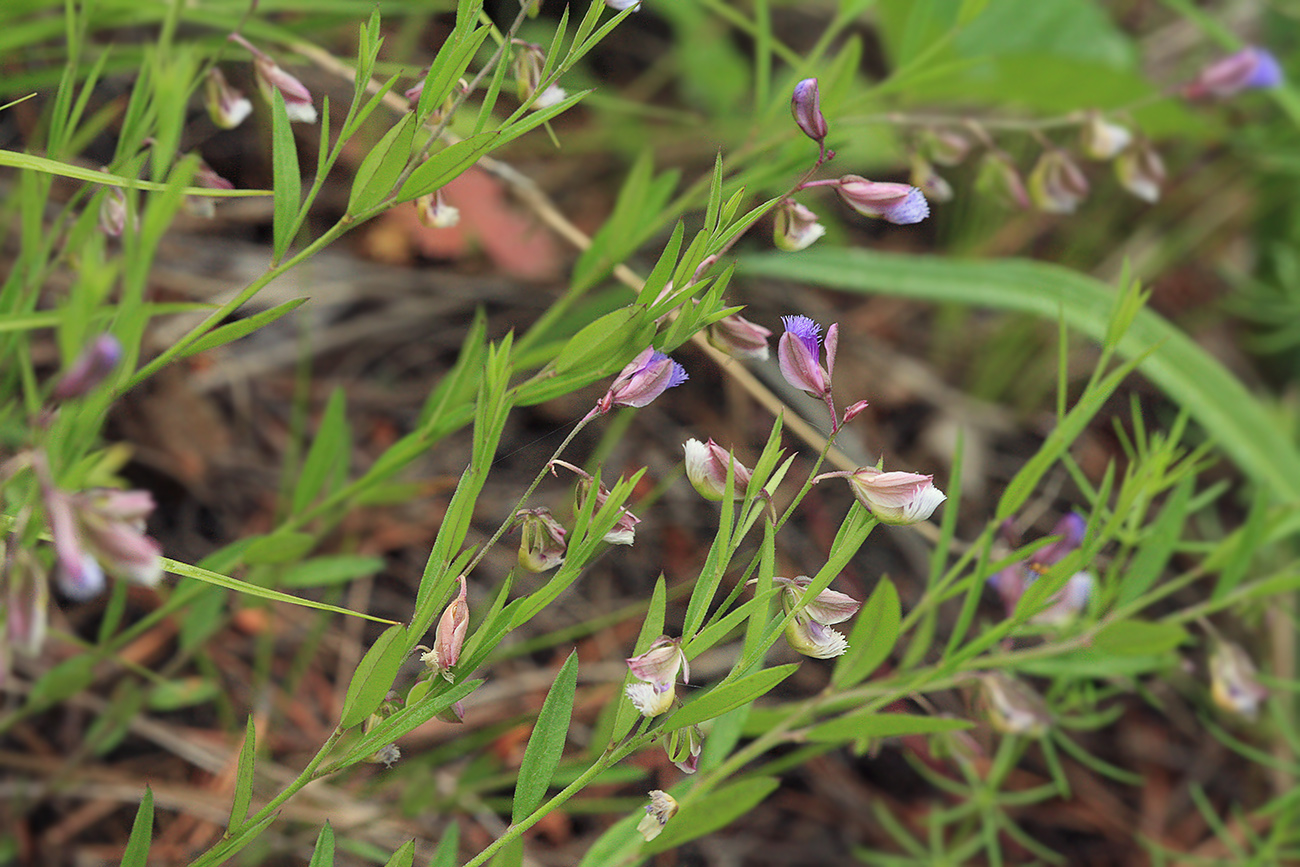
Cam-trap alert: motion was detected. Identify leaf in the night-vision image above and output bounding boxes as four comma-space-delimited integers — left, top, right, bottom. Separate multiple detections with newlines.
280, 555, 386, 589
1117, 476, 1192, 607
339, 624, 408, 729
146, 677, 221, 711
1093, 619, 1188, 656
551, 307, 655, 376
180, 298, 308, 358
228, 717, 257, 833
740, 248, 1300, 504
832, 577, 901, 689
644, 777, 779, 853
119, 788, 154, 867
662, 665, 797, 732
0, 148, 269, 196
269, 87, 302, 264
382, 840, 415, 867
309, 822, 336, 867
512, 651, 579, 823
166, 559, 397, 625
802, 711, 973, 743
348, 112, 418, 215
428, 822, 460, 867
293, 388, 352, 513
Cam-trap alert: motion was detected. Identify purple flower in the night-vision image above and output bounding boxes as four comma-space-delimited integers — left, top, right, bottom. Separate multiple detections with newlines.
1185, 46, 1283, 100
835, 176, 930, 225
791, 78, 828, 143
596, 347, 687, 414
52, 335, 122, 401
777, 315, 835, 400
988, 512, 1092, 624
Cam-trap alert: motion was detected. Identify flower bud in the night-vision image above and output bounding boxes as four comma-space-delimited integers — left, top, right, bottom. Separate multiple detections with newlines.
626, 635, 688, 685
790, 78, 828, 143
975, 151, 1030, 209
1209, 640, 1268, 720
515, 508, 567, 573
666, 723, 702, 773
416, 189, 461, 228
422, 575, 469, 680
1079, 112, 1132, 160
777, 315, 834, 399
1114, 142, 1166, 204
683, 438, 753, 501
435, 699, 466, 724
842, 399, 870, 424
835, 176, 930, 225
5, 547, 48, 657
367, 744, 401, 766
773, 199, 826, 252
42, 486, 104, 601
1184, 46, 1283, 100
606, 0, 642, 10
909, 155, 954, 203
513, 42, 567, 109
98, 185, 131, 238
636, 791, 678, 842
775, 575, 859, 659
1027, 150, 1089, 214
52, 334, 122, 400
841, 466, 945, 525
229, 34, 317, 124
921, 128, 972, 166
184, 158, 236, 219
708, 312, 771, 361
625, 680, 675, 717
978, 672, 1050, 737
596, 347, 688, 414
204, 67, 253, 130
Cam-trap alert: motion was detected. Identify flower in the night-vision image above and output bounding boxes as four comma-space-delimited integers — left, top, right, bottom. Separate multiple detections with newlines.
920, 128, 971, 166
978, 672, 1051, 736
775, 575, 860, 659
909, 155, 954, 203
1027, 150, 1088, 214
52, 334, 122, 401
421, 575, 469, 680
1185, 46, 1283, 100
4, 547, 48, 657
1079, 112, 1133, 160
229, 34, 317, 124
773, 199, 826, 252
515, 508, 567, 573
790, 78, 828, 143
98, 185, 130, 238
416, 189, 460, 228
838, 467, 946, 525
707, 313, 771, 361
636, 790, 678, 842
204, 67, 253, 130
513, 42, 566, 110
596, 347, 688, 414
683, 438, 753, 501
1115, 142, 1166, 204
666, 723, 702, 773
553, 461, 642, 545
1209, 640, 1268, 720
975, 151, 1031, 210
987, 512, 1091, 624
625, 635, 687, 717
606, 0, 642, 10
777, 315, 835, 400
835, 176, 929, 225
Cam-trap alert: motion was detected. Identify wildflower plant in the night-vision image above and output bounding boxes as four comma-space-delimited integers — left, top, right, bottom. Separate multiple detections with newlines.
1, 2, 1299, 866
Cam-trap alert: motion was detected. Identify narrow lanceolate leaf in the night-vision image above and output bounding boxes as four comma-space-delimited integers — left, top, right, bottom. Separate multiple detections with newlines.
164, 559, 398, 625
180, 298, 308, 358
348, 111, 418, 215
269, 87, 302, 264
662, 664, 798, 732
293, 388, 352, 513
339, 624, 407, 729
802, 711, 973, 743
228, 717, 257, 832
308, 822, 336, 867
512, 651, 580, 823
381, 840, 415, 867
832, 577, 901, 690
119, 788, 155, 867
428, 822, 460, 867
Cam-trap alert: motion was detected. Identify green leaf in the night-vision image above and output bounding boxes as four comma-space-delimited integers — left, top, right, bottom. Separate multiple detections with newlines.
428, 822, 460, 867
662, 664, 797, 732
512, 651, 579, 823
1092, 619, 1188, 656
382, 840, 415, 867
27, 655, 95, 709
228, 717, 257, 833
146, 677, 221, 711
348, 112, 418, 215
280, 555, 386, 589
339, 624, 408, 729
832, 577, 901, 689
348, 679, 482, 760
120, 788, 155, 867
802, 711, 973, 743
269, 87, 302, 264
293, 388, 352, 513
243, 531, 316, 565
740, 248, 1300, 504
644, 777, 780, 854
551, 307, 655, 376
309, 822, 336, 867
1116, 476, 1192, 607
0, 148, 269, 196
180, 298, 308, 358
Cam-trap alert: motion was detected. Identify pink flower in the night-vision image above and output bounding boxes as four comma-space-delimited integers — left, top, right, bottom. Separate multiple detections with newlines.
596, 348, 688, 414
838, 467, 946, 525
790, 78, 828, 143
835, 176, 929, 224
422, 575, 469, 680
777, 315, 835, 400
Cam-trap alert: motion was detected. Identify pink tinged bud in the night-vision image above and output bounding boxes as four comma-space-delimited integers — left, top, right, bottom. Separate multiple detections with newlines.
975, 152, 1031, 210
230, 34, 317, 124
1114, 142, 1166, 204
1079, 112, 1133, 160
773, 199, 826, 252
777, 315, 832, 399
842, 399, 869, 423
5, 549, 49, 657
626, 680, 675, 717
1027, 150, 1089, 214
683, 438, 753, 501
435, 699, 466, 724
666, 723, 702, 773
845, 467, 946, 525
776, 576, 861, 625
596, 347, 688, 414
978, 672, 1051, 737
636, 791, 678, 842
72, 489, 164, 587
835, 176, 930, 225
1185, 46, 1283, 100
909, 155, 954, 203
98, 185, 130, 238
42, 487, 103, 601
185, 158, 236, 219
790, 78, 828, 143
922, 128, 972, 166
416, 189, 461, 229
707, 312, 772, 361
626, 635, 688, 685
572, 476, 641, 545
515, 508, 567, 573
52, 334, 122, 400
1210, 640, 1268, 720
204, 67, 253, 130
423, 575, 469, 680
